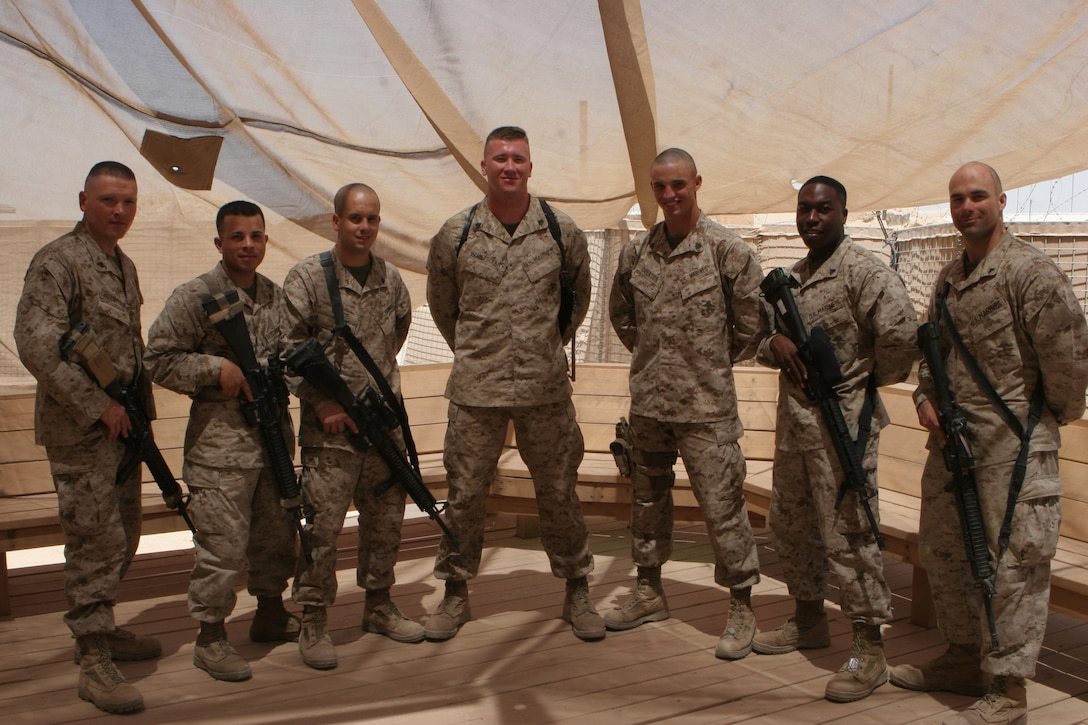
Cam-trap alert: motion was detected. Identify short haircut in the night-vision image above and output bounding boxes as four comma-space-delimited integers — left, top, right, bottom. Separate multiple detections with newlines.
216, 200, 265, 236
484, 126, 529, 152
85, 161, 136, 186
333, 183, 378, 217
801, 175, 848, 207
653, 148, 698, 177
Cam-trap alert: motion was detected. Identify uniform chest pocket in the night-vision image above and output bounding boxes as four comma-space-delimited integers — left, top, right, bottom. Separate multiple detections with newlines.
961, 299, 1018, 380
679, 268, 719, 301
524, 253, 560, 283
630, 264, 662, 300
462, 255, 506, 286
807, 294, 856, 362
94, 299, 134, 327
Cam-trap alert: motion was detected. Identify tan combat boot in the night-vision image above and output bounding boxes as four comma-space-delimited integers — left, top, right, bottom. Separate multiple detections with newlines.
249, 595, 301, 643
715, 587, 756, 660
75, 633, 144, 714
193, 621, 252, 681
942, 675, 1027, 725
752, 598, 831, 654
563, 576, 606, 641
299, 605, 338, 670
825, 622, 887, 702
889, 642, 989, 697
363, 588, 425, 643
71, 627, 162, 664
424, 580, 472, 641
604, 566, 669, 631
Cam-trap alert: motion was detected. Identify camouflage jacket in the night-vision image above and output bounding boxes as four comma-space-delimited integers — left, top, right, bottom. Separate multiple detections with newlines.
609, 213, 770, 427
283, 250, 411, 452
915, 230, 1088, 486
144, 262, 293, 469
426, 196, 591, 407
15, 222, 153, 447
757, 236, 919, 451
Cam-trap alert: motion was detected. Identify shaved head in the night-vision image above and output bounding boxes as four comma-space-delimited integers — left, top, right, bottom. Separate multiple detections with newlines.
652, 148, 697, 177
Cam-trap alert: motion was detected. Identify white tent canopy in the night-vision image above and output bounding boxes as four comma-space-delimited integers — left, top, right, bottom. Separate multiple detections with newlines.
2, 0, 1088, 376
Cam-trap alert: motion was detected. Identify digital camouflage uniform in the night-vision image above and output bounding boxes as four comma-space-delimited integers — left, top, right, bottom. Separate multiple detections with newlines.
283, 251, 412, 605
756, 236, 918, 624
144, 262, 296, 623
914, 230, 1088, 679
609, 213, 768, 588
14, 222, 151, 637
426, 197, 594, 581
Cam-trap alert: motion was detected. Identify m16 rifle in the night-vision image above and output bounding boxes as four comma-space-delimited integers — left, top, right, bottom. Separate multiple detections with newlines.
201, 290, 312, 563
285, 338, 458, 548
60, 322, 194, 533
760, 268, 884, 549
918, 321, 1000, 650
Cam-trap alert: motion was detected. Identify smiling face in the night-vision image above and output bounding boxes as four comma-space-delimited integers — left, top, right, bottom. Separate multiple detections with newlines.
482, 137, 532, 201
949, 162, 1006, 249
651, 158, 701, 235
79, 174, 138, 250
333, 186, 381, 266
215, 213, 267, 284
796, 182, 847, 254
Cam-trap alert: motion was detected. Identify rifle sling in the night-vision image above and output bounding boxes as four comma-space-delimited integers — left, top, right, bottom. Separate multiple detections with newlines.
938, 284, 1044, 554
855, 374, 877, 460
319, 251, 421, 473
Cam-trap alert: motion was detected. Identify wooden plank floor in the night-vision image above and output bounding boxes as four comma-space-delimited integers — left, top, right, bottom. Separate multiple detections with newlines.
2, 516, 1086, 724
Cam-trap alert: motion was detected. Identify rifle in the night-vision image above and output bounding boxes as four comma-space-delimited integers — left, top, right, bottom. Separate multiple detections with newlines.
918, 321, 1000, 650
285, 338, 459, 548
760, 268, 885, 549
60, 322, 195, 533
201, 290, 312, 563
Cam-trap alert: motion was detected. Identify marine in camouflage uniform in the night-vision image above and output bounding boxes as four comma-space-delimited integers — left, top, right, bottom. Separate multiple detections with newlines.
14, 162, 158, 714
754, 176, 918, 702
890, 162, 1088, 725
144, 201, 298, 682
425, 126, 602, 641
282, 183, 418, 671
607, 148, 767, 660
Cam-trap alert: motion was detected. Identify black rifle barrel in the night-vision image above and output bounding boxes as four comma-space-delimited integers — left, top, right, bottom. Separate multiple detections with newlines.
760, 268, 885, 549
285, 339, 459, 548
200, 294, 312, 563
60, 322, 195, 533
918, 321, 999, 650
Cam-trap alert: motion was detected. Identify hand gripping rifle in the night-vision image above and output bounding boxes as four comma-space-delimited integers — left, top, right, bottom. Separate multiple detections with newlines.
760, 268, 885, 549
918, 321, 1000, 650
284, 338, 459, 548
60, 322, 195, 533
201, 290, 312, 563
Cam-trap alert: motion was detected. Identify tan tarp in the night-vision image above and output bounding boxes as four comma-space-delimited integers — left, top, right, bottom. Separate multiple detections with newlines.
3, 0, 1088, 378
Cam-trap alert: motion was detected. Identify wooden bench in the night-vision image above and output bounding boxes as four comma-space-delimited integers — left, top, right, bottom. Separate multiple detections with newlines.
474, 363, 1088, 625
4, 362, 1086, 626
0, 385, 199, 616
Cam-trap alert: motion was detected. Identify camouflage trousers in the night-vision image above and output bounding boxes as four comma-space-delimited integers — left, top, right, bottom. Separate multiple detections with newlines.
628, 414, 760, 589
47, 438, 142, 637
770, 437, 891, 624
920, 450, 1061, 679
184, 462, 297, 623
434, 400, 594, 581
292, 446, 407, 606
